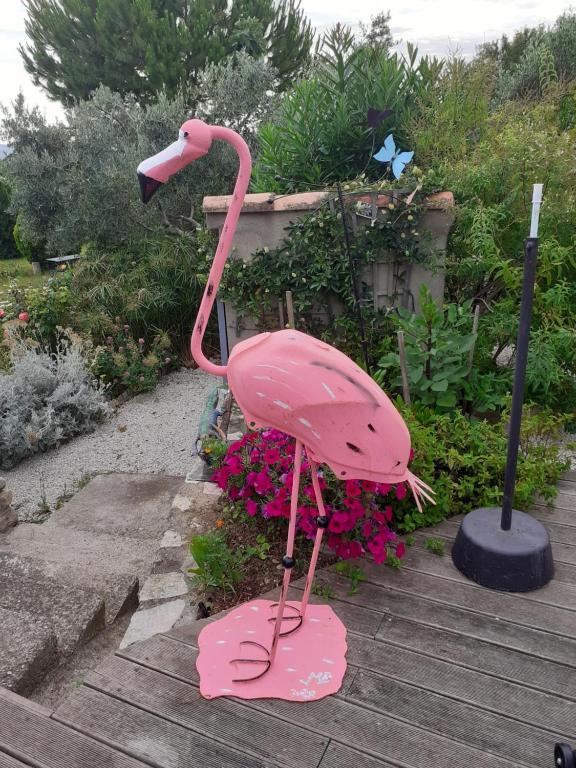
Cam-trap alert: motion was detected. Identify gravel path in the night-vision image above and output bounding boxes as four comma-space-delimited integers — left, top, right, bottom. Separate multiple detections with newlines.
4, 368, 215, 522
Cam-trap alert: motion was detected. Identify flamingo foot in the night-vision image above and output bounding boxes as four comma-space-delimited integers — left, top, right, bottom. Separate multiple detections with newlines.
266, 601, 303, 637
230, 640, 271, 682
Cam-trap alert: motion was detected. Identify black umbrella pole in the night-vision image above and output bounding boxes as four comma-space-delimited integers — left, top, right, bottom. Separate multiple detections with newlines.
500, 236, 539, 531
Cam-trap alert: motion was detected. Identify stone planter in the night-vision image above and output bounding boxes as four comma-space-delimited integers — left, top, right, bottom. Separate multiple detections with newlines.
203, 190, 455, 351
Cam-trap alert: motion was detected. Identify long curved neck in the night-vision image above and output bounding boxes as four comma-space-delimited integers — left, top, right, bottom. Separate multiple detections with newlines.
191, 126, 252, 376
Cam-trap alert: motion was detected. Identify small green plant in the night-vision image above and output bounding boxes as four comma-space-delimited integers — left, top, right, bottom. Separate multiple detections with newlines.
188, 531, 244, 593
386, 553, 403, 569
311, 581, 335, 599
334, 561, 365, 594
405, 534, 416, 547
424, 537, 445, 556
240, 534, 271, 561
199, 437, 229, 467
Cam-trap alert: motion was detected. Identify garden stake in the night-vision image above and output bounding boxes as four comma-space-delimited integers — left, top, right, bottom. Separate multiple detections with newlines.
278, 297, 285, 330
397, 330, 411, 405
452, 184, 554, 592
336, 181, 371, 374
285, 290, 295, 329
466, 303, 481, 378
137, 119, 434, 701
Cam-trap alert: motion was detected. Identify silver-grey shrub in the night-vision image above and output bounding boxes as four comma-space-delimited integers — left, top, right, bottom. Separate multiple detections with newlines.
0, 335, 109, 469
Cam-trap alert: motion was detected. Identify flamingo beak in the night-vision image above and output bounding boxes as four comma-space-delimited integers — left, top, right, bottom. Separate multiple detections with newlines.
137, 126, 210, 204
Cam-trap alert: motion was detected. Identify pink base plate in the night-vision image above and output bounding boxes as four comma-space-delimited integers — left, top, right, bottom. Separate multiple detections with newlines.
196, 599, 348, 701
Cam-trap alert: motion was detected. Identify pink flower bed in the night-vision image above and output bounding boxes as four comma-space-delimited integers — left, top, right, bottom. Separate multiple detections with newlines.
212, 428, 408, 565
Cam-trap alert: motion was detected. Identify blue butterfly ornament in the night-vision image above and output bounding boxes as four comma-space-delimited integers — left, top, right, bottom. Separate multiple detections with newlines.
373, 134, 414, 179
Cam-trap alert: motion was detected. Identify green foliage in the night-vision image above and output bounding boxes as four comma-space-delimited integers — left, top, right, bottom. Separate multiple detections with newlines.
0, 177, 17, 260
241, 533, 271, 561
441, 101, 576, 412
91, 325, 172, 397
253, 27, 442, 191
20, 0, 312, 105
333, 561, 365, 594
424, 537, 445, 556
222, 198, 425, 361
188, 531, 244, 592
394, 403, 568, 533
18, 271, 74, 349
71, 234, 213, 356
374, 286, 504, 412
199, 437, 229, 466
1, 70, 273, 254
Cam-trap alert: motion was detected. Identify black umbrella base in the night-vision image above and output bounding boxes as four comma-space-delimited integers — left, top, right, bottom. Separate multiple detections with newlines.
452, 507, 553, 592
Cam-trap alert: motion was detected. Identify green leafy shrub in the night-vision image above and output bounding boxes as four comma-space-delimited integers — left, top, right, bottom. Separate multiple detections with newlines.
253, 26, 442, 191
91, 323, 172, 397
0, 332, 109, 469
8, 272, 74, 350
71, 234, 214, 358
394, 403, 568, 533
188, 531, 245, 593
222, 198, 426, 362
375, 286, 476, 409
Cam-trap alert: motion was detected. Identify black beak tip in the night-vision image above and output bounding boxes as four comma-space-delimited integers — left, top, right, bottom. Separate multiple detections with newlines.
138, 171, 163, 204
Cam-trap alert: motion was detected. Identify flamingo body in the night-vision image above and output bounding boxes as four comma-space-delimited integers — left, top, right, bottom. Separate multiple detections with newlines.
228, 328, 411, 483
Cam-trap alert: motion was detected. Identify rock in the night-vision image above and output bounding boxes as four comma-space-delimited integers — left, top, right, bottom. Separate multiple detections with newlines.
119, 599, 186, 648
0, 607, 58, 694
160, 530, 183, 548
0, 489, 17, 533
139, 572, 188, 602
0, 489, 13, 508
0, 506, 18, 533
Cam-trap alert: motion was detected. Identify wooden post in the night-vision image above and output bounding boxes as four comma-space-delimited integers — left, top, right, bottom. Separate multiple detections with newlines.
286, 290, 296, 329
278, 297, 285, 329
397, 330, 411, 405
467, 303, 481, 377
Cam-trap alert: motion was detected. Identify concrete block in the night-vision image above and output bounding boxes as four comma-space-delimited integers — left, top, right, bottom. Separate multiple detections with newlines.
0, 607, 57, 695
119, 600, 186, 649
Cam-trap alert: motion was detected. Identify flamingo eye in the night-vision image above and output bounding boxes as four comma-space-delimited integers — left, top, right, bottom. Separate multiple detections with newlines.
368, 423, 376, 432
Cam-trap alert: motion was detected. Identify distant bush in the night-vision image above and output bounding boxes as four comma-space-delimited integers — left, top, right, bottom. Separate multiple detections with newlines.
0, 332, 109, 469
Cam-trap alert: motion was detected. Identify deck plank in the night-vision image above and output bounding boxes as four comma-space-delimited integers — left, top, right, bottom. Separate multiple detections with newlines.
0, 691, 148, 768
346, 668, 568, 768
108, 645, 519, 768
294, 572, 576, 667
427, 515, 576, 549
325, 559, 576, 634
318, 744, 396, 768
0, 753, 32, 768
86, 656, 328, 768
121, 630, 576, 742
531, 503, 576, 528
54, 686, 268, 768
404, 542, 576, 592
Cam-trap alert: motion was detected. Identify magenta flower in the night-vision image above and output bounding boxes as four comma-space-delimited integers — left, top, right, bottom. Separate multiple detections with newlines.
396, 541, 406, 559
263, 448, 281, 464
345, 480, 361, 497
395, 483, 407, 500
254, 470, 274, 495
246, 499, 258, 517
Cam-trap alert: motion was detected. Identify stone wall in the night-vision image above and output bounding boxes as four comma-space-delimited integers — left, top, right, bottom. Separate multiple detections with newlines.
203, 190, 455, 350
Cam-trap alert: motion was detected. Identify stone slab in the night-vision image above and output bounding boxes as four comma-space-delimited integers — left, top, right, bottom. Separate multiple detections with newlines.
45, 473, 183, 539
0, 553, 105, 657
159, 530, 183, 548
139, 572, 188, 602
120, 600, 186, 649
0, 607, 57, 695
1, 524, 159, 580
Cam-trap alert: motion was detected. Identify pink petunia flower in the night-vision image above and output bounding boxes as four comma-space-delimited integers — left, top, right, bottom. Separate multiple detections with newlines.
395, 483, 407, 500
246, 499, 259, 517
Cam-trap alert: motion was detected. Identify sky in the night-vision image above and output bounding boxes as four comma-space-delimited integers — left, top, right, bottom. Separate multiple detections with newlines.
0, 0, 572, 123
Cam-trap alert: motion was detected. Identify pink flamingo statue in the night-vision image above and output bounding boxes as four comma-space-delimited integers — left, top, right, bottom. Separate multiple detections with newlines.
138, 119, 434, 701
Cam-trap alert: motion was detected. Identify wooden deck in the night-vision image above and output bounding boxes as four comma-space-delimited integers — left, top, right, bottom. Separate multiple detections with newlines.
1, 472, 576, 768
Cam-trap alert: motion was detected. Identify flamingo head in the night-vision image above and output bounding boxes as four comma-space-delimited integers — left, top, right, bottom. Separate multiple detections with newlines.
137, 118, 212, 203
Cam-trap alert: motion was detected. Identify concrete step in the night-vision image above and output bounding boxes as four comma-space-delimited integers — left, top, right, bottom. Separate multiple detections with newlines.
0, 551, 137, 624
0, 554, 105, 659
0, 607, 57, 695
46, 473, 183, 539
0, 524, 159, 580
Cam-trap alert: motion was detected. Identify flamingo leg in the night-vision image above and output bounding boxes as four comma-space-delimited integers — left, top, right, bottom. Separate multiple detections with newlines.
299, 455, 329, 620
269, 439, 303, 665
